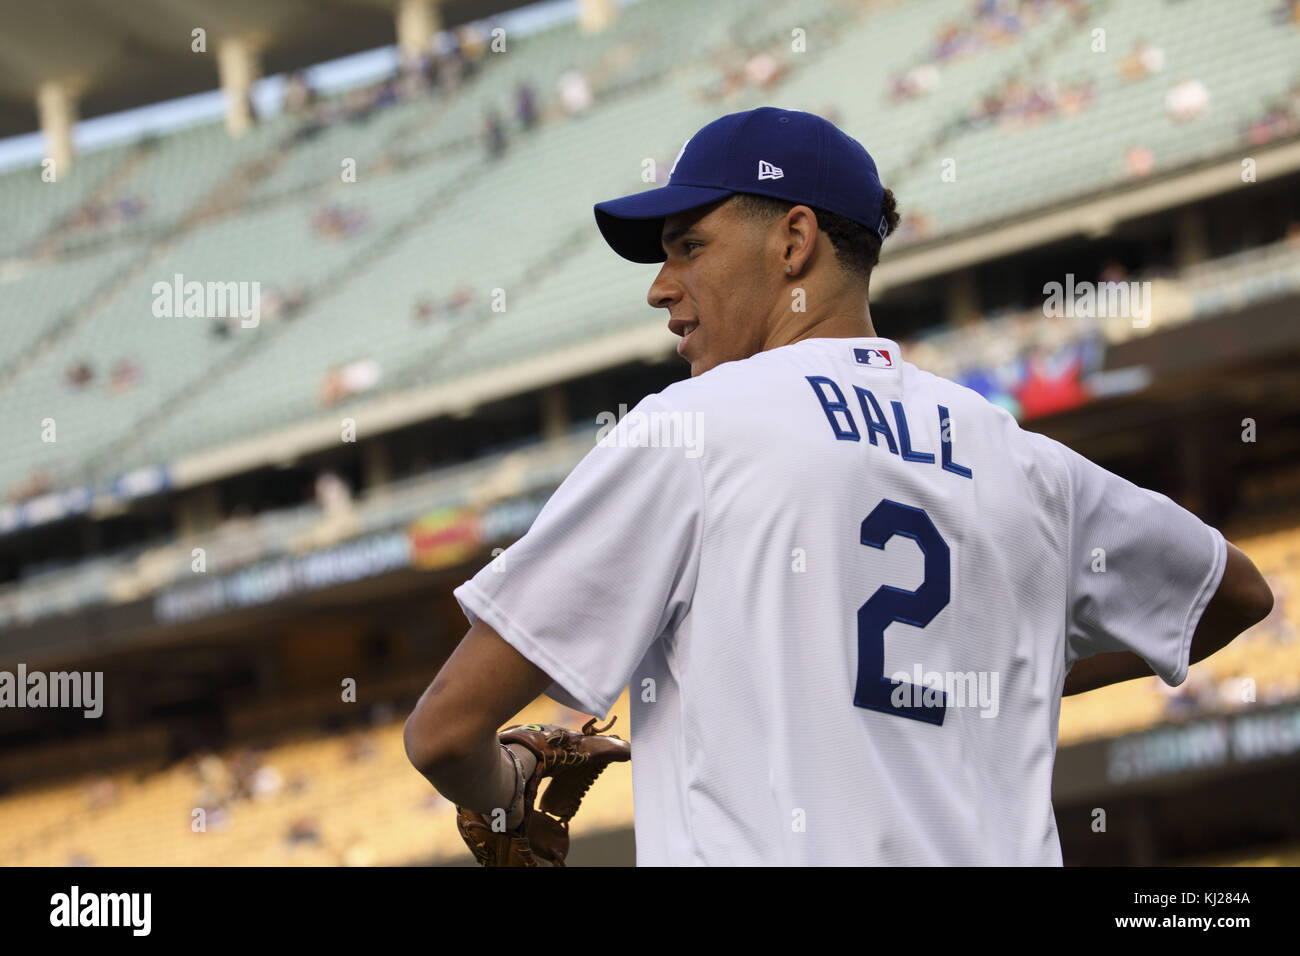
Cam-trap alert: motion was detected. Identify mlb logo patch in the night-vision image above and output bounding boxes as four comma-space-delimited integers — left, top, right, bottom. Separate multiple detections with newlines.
854, 347, 892, 368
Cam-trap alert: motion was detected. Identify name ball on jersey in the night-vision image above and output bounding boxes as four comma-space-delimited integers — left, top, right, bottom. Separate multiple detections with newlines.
805, 375, 973, 479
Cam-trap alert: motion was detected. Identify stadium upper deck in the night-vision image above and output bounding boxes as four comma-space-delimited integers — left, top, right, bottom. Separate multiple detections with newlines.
1, 0, 1297, 513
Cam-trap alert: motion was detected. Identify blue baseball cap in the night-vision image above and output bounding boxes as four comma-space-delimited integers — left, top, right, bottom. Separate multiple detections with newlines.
594, 106, 887, 264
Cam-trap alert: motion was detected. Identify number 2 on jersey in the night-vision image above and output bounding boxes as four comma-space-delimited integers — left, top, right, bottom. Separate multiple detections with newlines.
855, 499, 950, 726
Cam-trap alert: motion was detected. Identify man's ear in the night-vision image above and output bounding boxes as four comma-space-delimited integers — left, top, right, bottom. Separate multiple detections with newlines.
782, 205, 818, 272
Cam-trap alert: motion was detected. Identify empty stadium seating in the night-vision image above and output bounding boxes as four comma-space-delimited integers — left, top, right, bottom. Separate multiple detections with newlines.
2, 0, 1294, 499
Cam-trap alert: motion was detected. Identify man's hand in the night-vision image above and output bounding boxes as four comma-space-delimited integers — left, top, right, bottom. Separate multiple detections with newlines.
454, 718, 631, 866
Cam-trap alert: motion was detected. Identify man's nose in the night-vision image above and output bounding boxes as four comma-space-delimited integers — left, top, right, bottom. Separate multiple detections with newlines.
647, 264, 680, 310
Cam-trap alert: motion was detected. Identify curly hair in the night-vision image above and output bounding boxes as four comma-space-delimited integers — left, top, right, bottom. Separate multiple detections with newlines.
728, 188, 900, 286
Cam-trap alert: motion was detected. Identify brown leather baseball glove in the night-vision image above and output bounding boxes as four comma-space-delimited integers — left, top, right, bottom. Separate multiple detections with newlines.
455, 716, 630, 867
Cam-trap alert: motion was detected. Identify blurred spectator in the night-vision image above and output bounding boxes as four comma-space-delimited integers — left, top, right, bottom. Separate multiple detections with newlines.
285, 816, 321, 847
1119, 40, 1165, 80
894, 211, 934, 243
374, 77, 400, 110
1245, 82, 1300, 145
1166, 79, 1210, 123
250, 765, 284, 801
315, 470, 353, 516
9, 468, 53, 503
210, 315, 240, 339
317, 358, 381, 407
284, 71, 316, 113
108, 357, 141, 394
312, 204, 370, 240
890, 64, 941, 103
1124, 144, 1155, 178
412, 297, 437, 324
1098, 260, 1129, 283
228, 748, 262, 800
282, 284, 309, 320
558, 69, 593, 115
434, 30, 466, 94
343, 85, 379, 124
516, 81, 539, 130
399, 50, 434, 98
84, 777, 118, 811
195, 752, 233, 804
70, 196, 147, 232
345, 731, 377, 763
459, 24, 487, 79
65, 360, 94, 389
744, 51, 786, 90
484, 109, 507, 159
446, 283, 473, 313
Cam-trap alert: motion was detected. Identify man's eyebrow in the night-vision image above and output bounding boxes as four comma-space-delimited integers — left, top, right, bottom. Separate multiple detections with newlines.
661, 225, 697, 253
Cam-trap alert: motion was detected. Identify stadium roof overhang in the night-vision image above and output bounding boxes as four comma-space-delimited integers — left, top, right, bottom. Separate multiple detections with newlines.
0, 0, 524, 138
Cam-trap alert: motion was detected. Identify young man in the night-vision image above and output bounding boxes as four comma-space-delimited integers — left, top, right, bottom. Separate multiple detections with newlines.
405, 108, 1273, 865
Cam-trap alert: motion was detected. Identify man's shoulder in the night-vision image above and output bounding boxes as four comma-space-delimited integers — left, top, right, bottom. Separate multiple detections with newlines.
904, 362, 1073, 483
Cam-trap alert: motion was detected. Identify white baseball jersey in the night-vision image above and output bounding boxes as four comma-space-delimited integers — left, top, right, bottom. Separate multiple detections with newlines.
454, 336, 1227, 865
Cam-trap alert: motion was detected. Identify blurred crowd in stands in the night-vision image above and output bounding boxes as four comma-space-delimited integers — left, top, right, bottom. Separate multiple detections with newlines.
279, 19, 583, 167
67, 196, 148, 235
411, 281, 474, 326
889, 0, 1092, 103
311, 203, 370, 240
1160, 562, 1299, 720
282, 24, 488, 133
960, 74, 1095, 131
317, 357, 381, 407
63, 357, 143, 394
697, 42, 790, 102
1244, 78, 1300, 145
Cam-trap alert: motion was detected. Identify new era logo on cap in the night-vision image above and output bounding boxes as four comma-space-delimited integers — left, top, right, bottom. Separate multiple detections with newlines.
757, 159, 784, 180
854, 347, 892, 368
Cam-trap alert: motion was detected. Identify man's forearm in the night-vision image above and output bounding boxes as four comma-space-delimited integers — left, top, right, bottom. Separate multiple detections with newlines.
413, 731, 538, 823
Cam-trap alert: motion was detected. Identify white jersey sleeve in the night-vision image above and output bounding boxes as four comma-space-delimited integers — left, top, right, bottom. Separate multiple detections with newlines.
453, 393, 703, 717
1046, 435, 1227, 686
